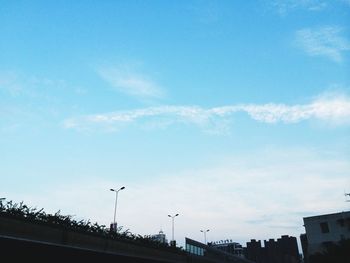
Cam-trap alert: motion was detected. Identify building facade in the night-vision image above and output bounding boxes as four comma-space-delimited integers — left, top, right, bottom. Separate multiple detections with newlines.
185, 238, 253, 263
150, 230, 168, 244
301, 211, 350, 259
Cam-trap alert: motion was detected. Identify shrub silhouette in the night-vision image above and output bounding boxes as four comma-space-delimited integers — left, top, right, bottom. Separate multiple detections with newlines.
0, 199, 184, 253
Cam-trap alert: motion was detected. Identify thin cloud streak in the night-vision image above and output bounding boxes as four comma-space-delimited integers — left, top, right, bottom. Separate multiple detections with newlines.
97, 67, 164, 99
295, 26, 350, 62
272, 0, 328, 15
64, 93, 350, 131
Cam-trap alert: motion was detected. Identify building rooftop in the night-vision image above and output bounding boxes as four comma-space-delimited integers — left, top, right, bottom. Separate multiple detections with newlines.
303, 210, 350, 220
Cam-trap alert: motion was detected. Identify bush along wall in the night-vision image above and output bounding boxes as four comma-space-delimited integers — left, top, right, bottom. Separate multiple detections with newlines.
0, 199, 184, 254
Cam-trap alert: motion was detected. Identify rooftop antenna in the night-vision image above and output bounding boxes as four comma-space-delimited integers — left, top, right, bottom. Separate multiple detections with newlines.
159, 225, 164, 234
344, 191, 350, 202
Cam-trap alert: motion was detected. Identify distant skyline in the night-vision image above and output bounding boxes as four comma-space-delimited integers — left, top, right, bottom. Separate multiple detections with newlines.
1, 0, 350, 247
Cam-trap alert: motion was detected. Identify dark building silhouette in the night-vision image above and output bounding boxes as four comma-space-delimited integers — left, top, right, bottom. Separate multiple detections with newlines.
264, 239, 280, 263
150, 230, 168, 244
245, 236, 300, 263
277, 235, 299, 263
246, 239, 262, 262
209, 240, 244, 257
299, 234, 308, 263
186, 238, 252, 263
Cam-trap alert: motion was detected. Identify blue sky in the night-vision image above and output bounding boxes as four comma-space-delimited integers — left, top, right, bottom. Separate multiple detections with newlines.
1, 0, 350, 247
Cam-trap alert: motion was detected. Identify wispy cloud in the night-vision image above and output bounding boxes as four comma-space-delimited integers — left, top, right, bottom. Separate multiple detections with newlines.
295, 26, 350, 62
97, 67, 164, 99
0, 71, 85, 132
272, 0, 328, 15
63, 93, 350, 132
0, 71, 76, 98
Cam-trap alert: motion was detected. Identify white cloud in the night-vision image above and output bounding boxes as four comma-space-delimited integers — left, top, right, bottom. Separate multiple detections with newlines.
272, 0, 328, 15
295, 26, 350, 62
97, 67, 164, 99
0, 72, 72, 99
0, 71, 86, 132
241, 93, 350, 124
63, 93, 350, 132
7, 148, 350, 246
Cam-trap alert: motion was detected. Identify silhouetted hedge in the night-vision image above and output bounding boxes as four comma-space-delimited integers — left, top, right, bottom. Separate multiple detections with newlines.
0, 199, 184, 254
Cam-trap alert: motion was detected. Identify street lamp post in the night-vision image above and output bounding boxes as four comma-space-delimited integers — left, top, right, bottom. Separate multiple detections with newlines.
200, 229, 210, 244
110, 186, 125, 232
168, 213, 179, 246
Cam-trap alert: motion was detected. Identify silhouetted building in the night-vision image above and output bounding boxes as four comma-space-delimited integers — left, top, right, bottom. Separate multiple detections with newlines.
245, 236, 300, 263
150, 230, 167, 244
264, 239, 280, 263
299, 234, 308, 263
277, 235, 299, 263
301, 211, 350, 261
185, 238, 252, 262
209, 240, 244, 257
246, 239, 262, 262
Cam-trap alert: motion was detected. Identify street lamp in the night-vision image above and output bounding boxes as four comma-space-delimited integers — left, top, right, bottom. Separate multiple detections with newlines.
200, 229, 210, 244
168, 213, 179, 246
110, 186, 125, 232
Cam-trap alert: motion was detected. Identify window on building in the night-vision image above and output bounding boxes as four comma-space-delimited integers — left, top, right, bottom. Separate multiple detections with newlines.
320, 222, 330, 233
186, 243, 205, 256
186, 244, 190, 252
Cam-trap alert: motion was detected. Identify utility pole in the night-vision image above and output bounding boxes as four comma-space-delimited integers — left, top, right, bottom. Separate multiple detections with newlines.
110, 187, 125, 232
200, 229, 210, 244
168, 213, 179, 247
